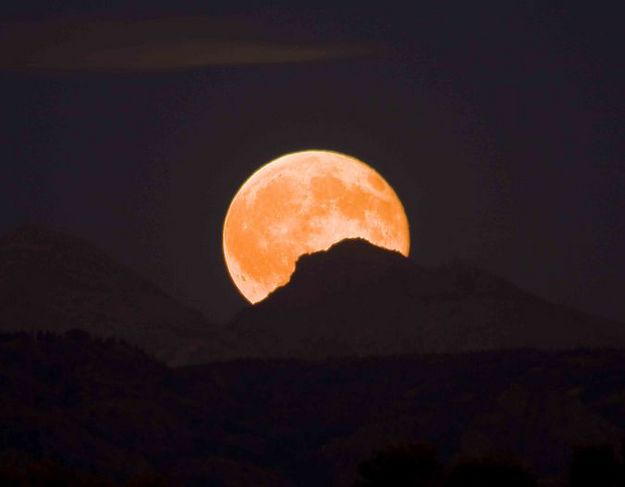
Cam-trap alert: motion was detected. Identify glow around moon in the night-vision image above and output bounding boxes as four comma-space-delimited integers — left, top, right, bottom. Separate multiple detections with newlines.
223, 150, 410, 303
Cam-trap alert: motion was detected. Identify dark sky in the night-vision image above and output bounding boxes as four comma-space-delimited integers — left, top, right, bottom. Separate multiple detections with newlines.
1, 1, 624, 324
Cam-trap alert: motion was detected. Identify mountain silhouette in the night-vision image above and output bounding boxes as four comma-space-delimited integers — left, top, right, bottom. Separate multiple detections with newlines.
0, 225, 223, 364
2, 228, 625, 485
2, 227, 624, 364
206, 238, 625, 360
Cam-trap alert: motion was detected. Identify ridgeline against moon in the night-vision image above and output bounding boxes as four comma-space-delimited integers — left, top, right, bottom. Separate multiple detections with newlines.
222, 150, 410, 303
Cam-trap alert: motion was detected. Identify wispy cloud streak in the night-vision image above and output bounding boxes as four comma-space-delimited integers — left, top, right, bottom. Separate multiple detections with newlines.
0, 15, 381, 71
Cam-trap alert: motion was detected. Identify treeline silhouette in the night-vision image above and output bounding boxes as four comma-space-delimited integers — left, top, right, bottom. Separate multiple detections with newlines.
1, 442, 622, 486
1, 331, 625, 485
354, 442, 625, 486
0, 458, 167, 486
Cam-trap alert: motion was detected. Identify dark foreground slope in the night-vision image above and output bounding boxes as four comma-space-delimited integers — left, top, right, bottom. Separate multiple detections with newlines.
0, 331, 290, 486
209, 239, 625, 360
0, 225, 225, 364
1, 332, 625, 486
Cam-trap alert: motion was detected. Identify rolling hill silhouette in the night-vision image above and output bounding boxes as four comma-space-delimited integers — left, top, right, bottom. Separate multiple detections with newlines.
208, 238, 625, 360
0, 225, 224, 364
1, 332, 624, 485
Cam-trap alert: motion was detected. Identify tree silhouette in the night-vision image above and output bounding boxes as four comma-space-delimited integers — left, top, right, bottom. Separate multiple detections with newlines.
445, 457, 536, 487
0, 459, 116, 486
353, 442, 443, 487
569, 444, 623, 487
124, 472, 170, 487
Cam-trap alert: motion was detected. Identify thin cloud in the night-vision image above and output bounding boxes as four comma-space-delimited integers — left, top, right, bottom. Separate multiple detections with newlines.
0, 15, 381, 71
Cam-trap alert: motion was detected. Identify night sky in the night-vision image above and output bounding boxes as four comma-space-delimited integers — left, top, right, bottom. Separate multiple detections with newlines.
1, 1, 623, 324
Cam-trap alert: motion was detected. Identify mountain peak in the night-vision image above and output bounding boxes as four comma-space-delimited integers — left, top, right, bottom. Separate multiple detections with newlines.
219, 237, 625, 360
281, 239, 412, 302
294, 238, 407, 275
297, 238, 406, 265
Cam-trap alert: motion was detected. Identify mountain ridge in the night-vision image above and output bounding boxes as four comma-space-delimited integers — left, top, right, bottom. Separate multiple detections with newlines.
209, 238, 625, 361
0, 224, 220, 364
1, 226, 624, 365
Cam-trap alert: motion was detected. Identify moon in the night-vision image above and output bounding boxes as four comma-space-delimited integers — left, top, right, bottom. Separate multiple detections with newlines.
223, 150, 410, 303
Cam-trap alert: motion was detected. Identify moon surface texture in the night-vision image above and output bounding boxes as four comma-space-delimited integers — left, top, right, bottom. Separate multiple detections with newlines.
223, 150, 410, 303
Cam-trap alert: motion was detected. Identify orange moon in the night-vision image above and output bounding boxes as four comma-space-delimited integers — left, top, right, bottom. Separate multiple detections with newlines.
222, 150, 410, 303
